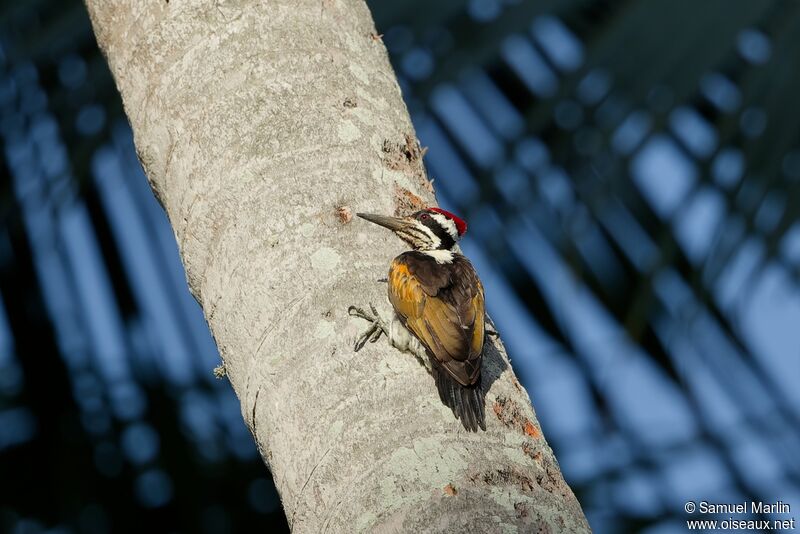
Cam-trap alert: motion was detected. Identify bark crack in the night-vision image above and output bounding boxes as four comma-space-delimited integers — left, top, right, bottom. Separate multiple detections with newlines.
250, 386, 261, 434
290, 445, 333, 528
252, 294, 308, 366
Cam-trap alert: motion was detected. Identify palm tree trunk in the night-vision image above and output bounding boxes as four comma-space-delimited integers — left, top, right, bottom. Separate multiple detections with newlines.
85, 0, 590, 531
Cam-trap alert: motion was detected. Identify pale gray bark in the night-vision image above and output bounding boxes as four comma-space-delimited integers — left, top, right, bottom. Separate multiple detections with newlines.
85, 0, 590, 531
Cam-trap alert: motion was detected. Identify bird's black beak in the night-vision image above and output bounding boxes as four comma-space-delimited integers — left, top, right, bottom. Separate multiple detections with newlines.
356, 213, 412, 233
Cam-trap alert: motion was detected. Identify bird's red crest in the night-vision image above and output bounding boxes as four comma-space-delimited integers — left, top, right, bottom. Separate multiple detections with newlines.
429, 207, 467, 236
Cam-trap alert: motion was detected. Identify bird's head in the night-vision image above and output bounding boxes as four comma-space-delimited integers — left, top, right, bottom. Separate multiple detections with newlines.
357, 208, 467, 251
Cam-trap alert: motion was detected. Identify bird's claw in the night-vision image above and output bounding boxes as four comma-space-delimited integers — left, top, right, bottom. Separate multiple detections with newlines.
348, 303, 387, 351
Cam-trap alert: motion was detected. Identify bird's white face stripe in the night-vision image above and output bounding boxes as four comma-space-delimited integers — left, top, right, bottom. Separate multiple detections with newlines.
420, 224, 441, 249
400, 224, 440, 251
430, 213, 459, 241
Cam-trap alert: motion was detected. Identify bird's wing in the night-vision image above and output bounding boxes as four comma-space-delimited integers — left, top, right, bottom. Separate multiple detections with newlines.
388, 252, 484, 386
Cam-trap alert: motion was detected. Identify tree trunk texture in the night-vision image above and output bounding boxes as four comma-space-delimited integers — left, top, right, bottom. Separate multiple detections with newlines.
85, 1, 590, 532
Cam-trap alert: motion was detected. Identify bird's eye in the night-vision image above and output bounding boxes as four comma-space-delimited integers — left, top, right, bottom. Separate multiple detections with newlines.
420, 213, 430, 220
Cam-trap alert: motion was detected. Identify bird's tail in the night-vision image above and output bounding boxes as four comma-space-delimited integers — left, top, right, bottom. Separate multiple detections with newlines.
435, 369, 486, 432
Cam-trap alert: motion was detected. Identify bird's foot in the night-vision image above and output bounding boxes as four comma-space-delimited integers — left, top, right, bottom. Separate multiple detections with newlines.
348, 303, 388, 351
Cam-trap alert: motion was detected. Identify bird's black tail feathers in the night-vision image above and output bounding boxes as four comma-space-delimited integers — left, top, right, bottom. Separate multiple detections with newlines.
435, 369, 486, 432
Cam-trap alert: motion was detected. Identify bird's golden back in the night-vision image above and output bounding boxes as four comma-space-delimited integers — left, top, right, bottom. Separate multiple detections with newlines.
387, 251, 484, 386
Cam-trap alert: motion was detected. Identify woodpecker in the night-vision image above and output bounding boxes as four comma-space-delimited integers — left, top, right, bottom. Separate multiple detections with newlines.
349, 207, 487, 431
